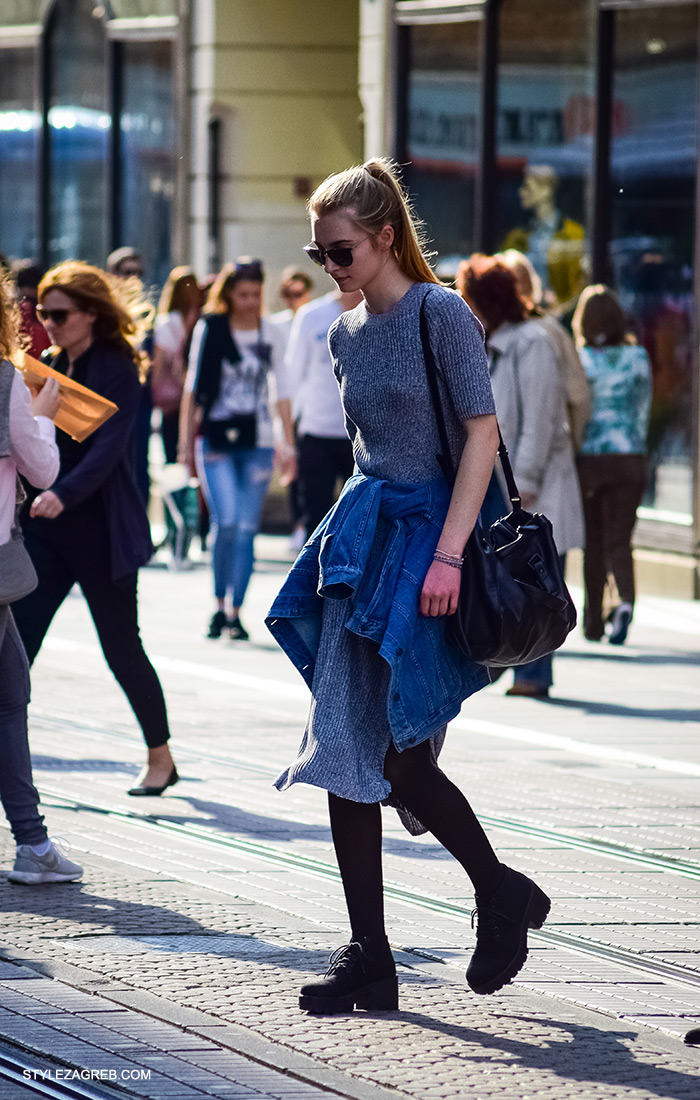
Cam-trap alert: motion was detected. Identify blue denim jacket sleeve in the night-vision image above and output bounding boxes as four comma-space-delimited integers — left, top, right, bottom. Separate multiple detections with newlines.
265, 473, 490, 748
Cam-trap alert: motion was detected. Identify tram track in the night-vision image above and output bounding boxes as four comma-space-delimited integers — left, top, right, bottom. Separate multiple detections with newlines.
39, 785, 700, 995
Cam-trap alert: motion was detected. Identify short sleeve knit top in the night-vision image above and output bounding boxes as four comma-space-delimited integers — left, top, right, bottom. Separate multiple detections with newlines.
328, 281, 495, 483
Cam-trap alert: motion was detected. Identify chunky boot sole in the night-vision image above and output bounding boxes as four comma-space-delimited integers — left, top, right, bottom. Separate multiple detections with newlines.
468, 883, 551, 996
299, 976, 399, 1015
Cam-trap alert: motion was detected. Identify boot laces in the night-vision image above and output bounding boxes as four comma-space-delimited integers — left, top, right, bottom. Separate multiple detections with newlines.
471, 903, 513, 943
325, 941, 364, 978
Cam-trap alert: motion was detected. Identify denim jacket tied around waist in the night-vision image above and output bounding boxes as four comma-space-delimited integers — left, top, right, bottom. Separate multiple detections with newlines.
265, 472, 489, 749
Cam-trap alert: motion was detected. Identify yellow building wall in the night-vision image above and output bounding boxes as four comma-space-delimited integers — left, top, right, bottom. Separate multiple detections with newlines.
189, 0, 362, 304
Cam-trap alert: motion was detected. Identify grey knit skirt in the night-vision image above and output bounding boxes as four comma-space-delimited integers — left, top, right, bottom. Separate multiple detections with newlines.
274, 522, 446, 829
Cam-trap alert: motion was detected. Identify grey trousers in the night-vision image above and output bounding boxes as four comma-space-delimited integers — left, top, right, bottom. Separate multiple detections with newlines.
0, 606, 47, 846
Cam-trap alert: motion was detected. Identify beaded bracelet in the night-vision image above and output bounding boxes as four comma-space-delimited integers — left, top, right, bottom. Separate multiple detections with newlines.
433, 549, 463, 570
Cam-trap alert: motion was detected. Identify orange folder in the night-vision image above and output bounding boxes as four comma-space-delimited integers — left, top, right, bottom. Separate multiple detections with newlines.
13, 351, 118, 443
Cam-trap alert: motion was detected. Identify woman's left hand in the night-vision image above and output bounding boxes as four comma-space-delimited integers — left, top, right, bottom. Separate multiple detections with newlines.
420, 559, 461, 617
30, 490, 64, 519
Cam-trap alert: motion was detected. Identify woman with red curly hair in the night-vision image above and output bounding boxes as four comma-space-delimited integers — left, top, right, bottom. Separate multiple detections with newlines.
457, 255, 583, 698
13, 261, 178, 796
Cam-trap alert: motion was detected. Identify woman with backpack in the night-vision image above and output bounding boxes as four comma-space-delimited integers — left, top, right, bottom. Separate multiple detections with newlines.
179, 260, 295, 641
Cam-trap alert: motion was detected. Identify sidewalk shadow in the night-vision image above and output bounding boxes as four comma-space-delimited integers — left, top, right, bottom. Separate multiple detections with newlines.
31, 762, 469, 865
395, 1008, 700, 1100
35, 784, 336, 847
145, 795, 452, 863
0, 884, 322, 971
544, 698, 700, 723
558, 648, 700, 667
149, 795, 333, 843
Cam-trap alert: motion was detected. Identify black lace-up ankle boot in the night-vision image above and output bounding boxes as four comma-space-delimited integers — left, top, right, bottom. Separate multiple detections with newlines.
466, 865, 551, 995
299, 936, 398, 1014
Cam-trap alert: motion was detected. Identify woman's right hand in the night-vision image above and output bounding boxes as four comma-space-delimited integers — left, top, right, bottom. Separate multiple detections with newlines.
31, 377, 61, 420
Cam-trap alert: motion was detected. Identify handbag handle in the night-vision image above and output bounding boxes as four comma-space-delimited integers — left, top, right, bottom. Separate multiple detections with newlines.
419, 294, 522, 511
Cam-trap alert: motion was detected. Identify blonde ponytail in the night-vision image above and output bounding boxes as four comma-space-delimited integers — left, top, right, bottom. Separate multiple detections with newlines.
308, 158, 440, 285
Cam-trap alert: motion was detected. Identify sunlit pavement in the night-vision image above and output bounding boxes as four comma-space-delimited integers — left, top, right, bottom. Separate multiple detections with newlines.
0, 537, 698, 1099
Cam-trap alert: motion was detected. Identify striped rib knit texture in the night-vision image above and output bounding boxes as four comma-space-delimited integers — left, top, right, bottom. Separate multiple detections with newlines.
274, 282, 495, 806
328, 281, 495, 483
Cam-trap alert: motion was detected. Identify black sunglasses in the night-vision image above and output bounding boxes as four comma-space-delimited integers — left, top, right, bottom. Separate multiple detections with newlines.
36, 306, 80, 326
303, 238, 368, 269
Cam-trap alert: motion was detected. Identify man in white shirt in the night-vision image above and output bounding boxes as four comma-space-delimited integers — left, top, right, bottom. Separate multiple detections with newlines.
285, 289, 362, 538
268, 268, 314, 549
267, 268, 314, 347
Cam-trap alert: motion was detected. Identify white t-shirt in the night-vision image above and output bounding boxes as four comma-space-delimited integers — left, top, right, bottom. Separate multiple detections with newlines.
267, 308, 294, 351
285, 293, 346, 438
154, 311, 186, 357
186, 317, 290, 449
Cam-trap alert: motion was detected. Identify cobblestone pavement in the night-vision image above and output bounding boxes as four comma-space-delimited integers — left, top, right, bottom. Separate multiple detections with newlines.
0, 539, 699, 1098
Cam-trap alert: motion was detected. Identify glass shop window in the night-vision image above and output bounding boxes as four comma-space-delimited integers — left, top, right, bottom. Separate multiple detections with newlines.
119, 39, 176, 290
0, 48, 40, 262
47, 0, 109, 267
496, 0, 596, 309
402, 19, 483, 277
610, 4, 698, 521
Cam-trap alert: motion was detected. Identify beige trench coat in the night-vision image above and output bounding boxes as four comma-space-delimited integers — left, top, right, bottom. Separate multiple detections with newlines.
488, 320, 584, 554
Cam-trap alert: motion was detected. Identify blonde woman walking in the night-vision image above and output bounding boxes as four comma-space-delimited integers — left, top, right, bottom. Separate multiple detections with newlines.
266, 161, 550, 1014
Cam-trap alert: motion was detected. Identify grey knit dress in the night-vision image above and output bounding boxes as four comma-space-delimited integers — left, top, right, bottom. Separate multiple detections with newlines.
274, 282, 496, 807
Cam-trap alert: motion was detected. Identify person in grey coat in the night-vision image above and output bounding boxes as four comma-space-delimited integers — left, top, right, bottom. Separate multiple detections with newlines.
458, 255, 584, 697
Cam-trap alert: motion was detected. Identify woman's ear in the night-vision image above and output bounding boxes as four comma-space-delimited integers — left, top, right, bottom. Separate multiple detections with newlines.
375, 224, 395, 252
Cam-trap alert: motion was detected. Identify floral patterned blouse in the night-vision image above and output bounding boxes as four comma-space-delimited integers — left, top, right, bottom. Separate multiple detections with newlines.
578, 344, 652, 455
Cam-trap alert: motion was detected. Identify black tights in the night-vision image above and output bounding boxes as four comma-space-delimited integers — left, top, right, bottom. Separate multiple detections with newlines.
328, 740, 502, 942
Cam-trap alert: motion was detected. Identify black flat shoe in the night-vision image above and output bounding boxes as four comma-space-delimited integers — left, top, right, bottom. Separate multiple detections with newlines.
127, 766, 179, 797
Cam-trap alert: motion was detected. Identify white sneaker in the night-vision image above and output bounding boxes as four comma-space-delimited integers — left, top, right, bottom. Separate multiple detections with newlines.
607, 602, 633, 646
8, 840, 83, 885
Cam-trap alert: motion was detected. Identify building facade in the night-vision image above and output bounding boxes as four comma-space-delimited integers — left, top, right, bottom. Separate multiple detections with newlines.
0, 0, 362, 292
1, 0, 697, 585
360, 0, 699, 590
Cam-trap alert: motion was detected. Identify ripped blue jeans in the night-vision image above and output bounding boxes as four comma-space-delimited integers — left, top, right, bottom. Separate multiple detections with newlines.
196, 439, 274, 606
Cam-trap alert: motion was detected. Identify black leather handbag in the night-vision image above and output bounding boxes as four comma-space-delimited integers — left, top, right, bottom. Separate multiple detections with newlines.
419, 296, 577, 667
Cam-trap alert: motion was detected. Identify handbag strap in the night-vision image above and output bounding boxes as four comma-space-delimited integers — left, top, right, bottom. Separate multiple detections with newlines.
418, 292, 522, 510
